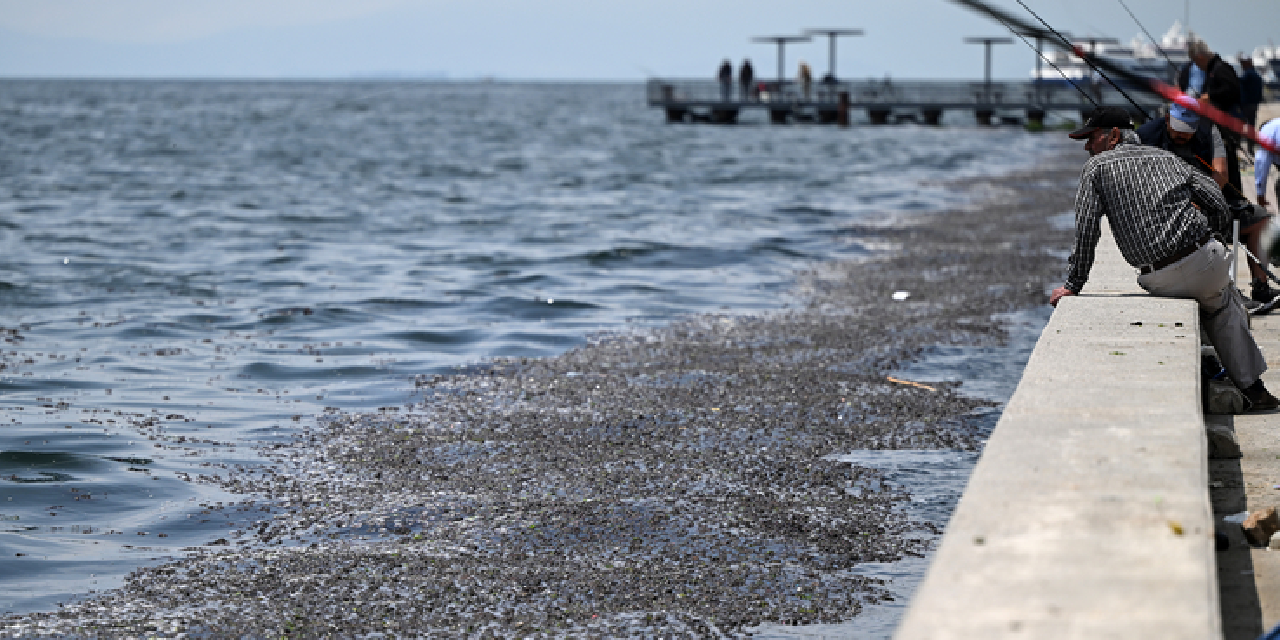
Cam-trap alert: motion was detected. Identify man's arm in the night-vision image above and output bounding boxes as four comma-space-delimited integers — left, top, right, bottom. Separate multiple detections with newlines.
1210, 126, 1228, 187
1259, 145, 1277, 207
1187, 164, 1232, 232
1063, 164, 1105, 294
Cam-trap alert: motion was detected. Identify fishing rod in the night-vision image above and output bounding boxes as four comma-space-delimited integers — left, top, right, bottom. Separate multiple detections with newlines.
1187, 153, 1279, 282
1121, 0, 1262, 170
1116, 0, 1263, 171
1012, 0, 1150, 120
949, 0, 1280, 155
1116, 0, 1179, 78
999, 17, 1098, 106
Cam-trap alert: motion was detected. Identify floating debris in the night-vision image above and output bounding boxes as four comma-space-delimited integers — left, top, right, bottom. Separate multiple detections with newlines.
0, 163, 1079, 637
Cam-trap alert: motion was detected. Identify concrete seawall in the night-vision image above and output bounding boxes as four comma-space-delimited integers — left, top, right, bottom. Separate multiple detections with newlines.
895, 223, 1220, 638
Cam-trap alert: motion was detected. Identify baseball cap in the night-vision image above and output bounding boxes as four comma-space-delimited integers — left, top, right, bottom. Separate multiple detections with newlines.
1068, 106, 1134, 139
1168, 103, 1199, 133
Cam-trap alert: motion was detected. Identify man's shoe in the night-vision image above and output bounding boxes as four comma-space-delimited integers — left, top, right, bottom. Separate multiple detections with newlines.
1243, 380, 1280, 412
1252, 280, 1280, 304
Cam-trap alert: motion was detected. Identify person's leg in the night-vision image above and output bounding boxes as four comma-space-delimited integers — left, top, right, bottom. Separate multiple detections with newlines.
1245, 105, 1259, 154
1223, 126, 1245, 199
1242, 217, 1278, 301
1203, 285, 1269, 388
1139, 241, 1268, 388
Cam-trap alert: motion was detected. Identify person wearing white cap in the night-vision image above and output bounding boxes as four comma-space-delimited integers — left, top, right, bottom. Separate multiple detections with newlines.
1137, 103, 1226, 185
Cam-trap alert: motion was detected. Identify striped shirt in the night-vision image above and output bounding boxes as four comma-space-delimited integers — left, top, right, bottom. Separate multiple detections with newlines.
1065, 130, 1231, 293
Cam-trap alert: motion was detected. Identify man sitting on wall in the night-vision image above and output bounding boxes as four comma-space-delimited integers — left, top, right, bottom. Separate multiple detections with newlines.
1138, 103, 1278, 304
1051, 107, 1279, 411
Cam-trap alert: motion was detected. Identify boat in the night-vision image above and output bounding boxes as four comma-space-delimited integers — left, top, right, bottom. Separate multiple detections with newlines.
1030, 21, 1191, 90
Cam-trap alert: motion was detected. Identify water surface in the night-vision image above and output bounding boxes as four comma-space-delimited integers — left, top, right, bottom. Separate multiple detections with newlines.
0, 80, 1060, 617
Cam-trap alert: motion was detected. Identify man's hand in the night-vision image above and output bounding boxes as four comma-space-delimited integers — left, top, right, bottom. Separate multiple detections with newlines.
1260, 193, 1271, 209
1050, 287, 1077, 307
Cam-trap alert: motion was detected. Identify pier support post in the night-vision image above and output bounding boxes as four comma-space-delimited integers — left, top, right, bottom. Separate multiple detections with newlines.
1026, 107, 1046, 128
662, 85, 686, 123
710, 108, 739, 125
838, 92, 850, 127
975, 109, 994, 126
770, 108, 790, 125
922, 108, 943, 126
868, 108, 891, 125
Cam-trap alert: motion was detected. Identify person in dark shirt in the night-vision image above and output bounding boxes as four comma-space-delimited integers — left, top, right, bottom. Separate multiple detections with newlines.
738, 60, 755, 102
1052, 106, 1278, 410
1179, 38, 1244, 200
718, 60, 733, 102
1240, 57, 1265, 153
1137, 103, 1226, 185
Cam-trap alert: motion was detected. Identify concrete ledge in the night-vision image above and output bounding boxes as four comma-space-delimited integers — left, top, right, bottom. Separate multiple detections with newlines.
895, 225, 1220, 639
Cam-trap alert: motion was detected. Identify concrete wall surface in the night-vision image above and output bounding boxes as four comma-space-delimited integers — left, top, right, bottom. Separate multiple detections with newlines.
894, 225, 1221, 639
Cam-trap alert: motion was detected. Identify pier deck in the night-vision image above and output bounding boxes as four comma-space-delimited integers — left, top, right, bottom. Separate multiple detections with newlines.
1213, 102, 1280, 640
894, 102, 1280, 638
647, 78, 1164, 125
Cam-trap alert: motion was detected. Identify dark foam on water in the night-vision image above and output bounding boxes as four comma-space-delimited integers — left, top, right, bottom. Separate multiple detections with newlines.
0, 80, 1062, 617
751, 307, 1051, 638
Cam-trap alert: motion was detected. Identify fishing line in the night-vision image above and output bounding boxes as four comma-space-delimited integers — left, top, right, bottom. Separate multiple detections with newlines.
999, 15, 1099, 106
1115, 0, 1256, 169
1116, 0, 1179, 77
1184, 153, 1280, 285
1231, 237, 1280, 290
950, 0, 1280, 155
1013, 0, 1151, 120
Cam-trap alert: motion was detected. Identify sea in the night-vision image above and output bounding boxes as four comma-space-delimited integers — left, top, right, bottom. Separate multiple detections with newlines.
0, 80, 1063, 633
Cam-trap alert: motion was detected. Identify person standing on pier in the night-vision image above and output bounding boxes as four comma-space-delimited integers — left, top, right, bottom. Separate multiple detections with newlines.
739, 59, 755, 102
1050, 106, 1280, 411
1179, 38, 1244, 203
1254, 118, 1280, 211
1240, 57, 1264, 154
718, 59, 733, 102
798, 61, 812, 100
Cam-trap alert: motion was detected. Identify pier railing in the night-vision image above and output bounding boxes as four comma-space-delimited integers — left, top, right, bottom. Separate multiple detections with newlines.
647, 78, 1164, 122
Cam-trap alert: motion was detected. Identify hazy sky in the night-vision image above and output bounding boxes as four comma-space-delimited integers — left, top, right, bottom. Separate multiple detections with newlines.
0, 0, 1272, 79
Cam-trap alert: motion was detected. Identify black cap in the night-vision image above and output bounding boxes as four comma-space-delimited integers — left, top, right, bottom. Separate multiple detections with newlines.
1068, 107, 1134, 139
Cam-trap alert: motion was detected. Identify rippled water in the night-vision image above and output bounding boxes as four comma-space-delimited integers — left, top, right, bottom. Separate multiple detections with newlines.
0, 80, 1058, 617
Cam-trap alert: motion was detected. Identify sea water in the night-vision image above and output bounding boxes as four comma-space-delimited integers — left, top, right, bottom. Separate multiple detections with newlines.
0, 80, 1061, 623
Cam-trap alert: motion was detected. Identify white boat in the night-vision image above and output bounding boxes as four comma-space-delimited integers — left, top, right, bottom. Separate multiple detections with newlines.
1030, 21, 1191, 89
1244, 44, 1280, 88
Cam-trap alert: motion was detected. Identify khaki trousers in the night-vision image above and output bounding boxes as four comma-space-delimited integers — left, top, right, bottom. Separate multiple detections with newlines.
1137, 239, 1267, 388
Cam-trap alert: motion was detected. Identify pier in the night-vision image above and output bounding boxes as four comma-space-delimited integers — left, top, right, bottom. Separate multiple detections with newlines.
647, 77, 1163, 125
895, 105, 1280, 638
895, 223, 1219, 638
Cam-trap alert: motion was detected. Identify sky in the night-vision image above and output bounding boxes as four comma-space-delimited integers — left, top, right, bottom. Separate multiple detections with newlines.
0, 0, 1273, 80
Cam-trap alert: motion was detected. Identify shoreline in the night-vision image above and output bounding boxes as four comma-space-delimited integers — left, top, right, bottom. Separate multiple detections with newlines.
1, 144, 1084, 638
